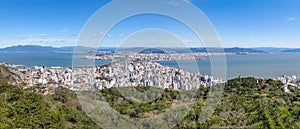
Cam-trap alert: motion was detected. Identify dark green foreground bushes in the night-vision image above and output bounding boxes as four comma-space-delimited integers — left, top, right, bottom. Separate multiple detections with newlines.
1, 69, 300, 129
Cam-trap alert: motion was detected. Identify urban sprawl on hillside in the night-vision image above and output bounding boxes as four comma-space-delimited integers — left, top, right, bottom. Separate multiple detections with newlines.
1, 60, 300, 95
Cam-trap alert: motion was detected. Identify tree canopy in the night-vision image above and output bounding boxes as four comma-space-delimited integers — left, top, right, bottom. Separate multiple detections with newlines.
1, 67, 300, 129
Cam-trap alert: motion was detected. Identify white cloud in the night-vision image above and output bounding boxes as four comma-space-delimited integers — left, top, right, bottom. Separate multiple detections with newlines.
182, 0, 192, 3
38, 34, 49, 37
285, 17, 296, 21
183, 39, 194, 44
99, 31, 105, 36
166, 1, 180, 6
61, 29, 69, 33
10, 34, 77, 47
17, 35, 30, 39
65, 34, 78, 37
167, 0, 192, 6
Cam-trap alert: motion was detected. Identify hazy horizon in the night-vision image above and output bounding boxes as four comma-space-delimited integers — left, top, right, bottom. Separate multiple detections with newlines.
0, 44, 300, 49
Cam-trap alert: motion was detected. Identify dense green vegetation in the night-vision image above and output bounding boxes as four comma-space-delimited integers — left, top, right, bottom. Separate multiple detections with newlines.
0, 70, 99, 128
85, 77, 300, 128
0, 66, 17, 83
1, 65, 300, 128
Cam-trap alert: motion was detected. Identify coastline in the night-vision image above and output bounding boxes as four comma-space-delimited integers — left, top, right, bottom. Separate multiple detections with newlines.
1, 52, 300, 79
2, 61, 300, 96
0, 60, 225, 93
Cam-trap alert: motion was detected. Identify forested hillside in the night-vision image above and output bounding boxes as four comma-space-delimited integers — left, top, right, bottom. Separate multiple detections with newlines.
0, 69, 99, 128
88, 77, 300, 128
1, 66, 300, 128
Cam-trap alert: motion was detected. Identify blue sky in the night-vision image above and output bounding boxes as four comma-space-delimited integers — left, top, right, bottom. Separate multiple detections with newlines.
0, 0, 299, 48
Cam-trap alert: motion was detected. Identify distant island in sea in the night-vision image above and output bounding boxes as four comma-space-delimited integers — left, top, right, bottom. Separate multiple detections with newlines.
0, 45, 300, 53
0, 45, 300, 79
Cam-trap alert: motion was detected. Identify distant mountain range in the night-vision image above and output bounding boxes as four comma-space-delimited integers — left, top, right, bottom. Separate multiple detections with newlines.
190, 47, 265, 53
0, 45, 299, 53
282, 48, 300, 52
0, 45, 59, 53
0, 45, 94, 53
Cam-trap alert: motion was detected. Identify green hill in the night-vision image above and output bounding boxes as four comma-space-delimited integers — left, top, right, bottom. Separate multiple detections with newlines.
1, 65, 300, 128
83, 77, 300, 128
0, 81, 99, 128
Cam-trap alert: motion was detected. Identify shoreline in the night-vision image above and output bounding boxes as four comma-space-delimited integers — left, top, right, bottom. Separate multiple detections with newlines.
1, 52, 300, 79
0, 61, 225, 92
1, 61, 300, 95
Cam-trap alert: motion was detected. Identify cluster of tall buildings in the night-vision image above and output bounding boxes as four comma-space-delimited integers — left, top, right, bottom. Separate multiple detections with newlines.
89, 61, 223, 90
7, 65, 73, 90
5, 61, 300, 94
83, 52, 206, 61
1, 61, 224, 92
278, 75, 300, 93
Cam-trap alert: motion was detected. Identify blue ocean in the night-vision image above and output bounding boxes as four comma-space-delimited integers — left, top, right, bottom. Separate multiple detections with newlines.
0, 52, 299, 79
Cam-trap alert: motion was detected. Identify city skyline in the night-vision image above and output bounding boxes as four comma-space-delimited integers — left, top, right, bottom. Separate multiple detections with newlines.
0, 0, 300, 48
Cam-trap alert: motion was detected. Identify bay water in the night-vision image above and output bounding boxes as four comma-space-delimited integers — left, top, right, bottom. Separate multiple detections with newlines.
0, 52, 299, 79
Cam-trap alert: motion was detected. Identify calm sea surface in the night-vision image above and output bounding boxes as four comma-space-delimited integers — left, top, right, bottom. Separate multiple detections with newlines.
0, 53, 109, 67
0, 52, 299, 79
